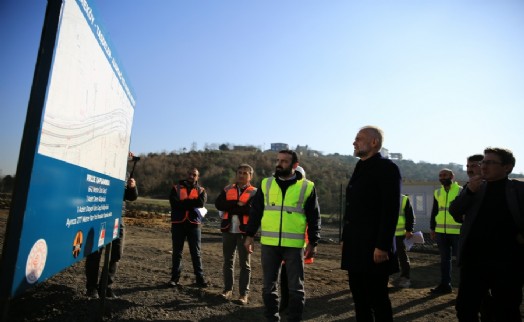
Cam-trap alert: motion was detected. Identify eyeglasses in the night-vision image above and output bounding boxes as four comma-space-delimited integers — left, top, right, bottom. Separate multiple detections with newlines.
480, 160, 502, 166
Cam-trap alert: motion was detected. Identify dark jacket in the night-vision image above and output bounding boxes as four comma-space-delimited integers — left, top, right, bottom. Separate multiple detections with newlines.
449, 178, 524, 266
124, 185, 138, 202
244, 171, 321, 246
120, 184, 138, 228
341, 153, 402, 273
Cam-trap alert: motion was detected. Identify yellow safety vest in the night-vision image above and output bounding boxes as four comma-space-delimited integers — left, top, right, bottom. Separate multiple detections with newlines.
395, 195, 409, 236
260, 177, 314, 248
434, 182, 462, 234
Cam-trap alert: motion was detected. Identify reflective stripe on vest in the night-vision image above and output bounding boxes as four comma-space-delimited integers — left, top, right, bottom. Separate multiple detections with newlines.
260, 177, 314, 248
221, 184, 257, 220
171, 185, 203, 224
395, 195, 408, 236
220, 184, 257, 232
434, 182, 462, 234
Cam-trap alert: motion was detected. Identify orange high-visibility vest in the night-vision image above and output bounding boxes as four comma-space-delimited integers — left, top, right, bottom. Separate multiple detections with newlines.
171, 184, 205, 224
220, 184, 257, 233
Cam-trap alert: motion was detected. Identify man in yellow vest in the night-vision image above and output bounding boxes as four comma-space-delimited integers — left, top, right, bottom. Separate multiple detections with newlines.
244, 150, 321, 322
279, 165, 311, 313
393, 194, 415, 288
429, 168, 462, 294
215, 164, 257, 305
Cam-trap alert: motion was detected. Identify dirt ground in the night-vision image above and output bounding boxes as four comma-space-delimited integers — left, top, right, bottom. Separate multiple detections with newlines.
1, 209, 522, 321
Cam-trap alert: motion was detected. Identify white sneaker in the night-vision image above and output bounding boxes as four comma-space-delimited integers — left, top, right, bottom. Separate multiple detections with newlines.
221, 290, 233, 300
396, 277, 411, 288
237, 294, 249, 305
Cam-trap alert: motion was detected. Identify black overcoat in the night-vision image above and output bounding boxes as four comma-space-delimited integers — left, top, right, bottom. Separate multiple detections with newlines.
341, 153, 401, 273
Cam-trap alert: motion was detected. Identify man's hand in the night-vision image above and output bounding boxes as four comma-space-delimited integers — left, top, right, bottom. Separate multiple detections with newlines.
467, 174, 483, 193
373, 248, 389, 264
405, 231, 414, 240
304, 243, 317, 259
244, 236, 255, 254
127, 178, 136, 188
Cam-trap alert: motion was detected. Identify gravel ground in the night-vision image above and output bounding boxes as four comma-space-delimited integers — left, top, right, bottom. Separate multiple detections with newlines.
1, 209, 522, 321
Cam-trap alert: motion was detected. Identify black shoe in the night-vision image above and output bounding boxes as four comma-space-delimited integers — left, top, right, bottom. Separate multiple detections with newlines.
86, 288, 99, 299
168, 279, 180, 287
196, 278, 208, 288
106, 288, 118, 299
430, 284, 452, 294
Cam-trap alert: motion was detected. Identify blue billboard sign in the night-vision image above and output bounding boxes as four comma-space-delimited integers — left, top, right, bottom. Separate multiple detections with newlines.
0, 0, 135, 299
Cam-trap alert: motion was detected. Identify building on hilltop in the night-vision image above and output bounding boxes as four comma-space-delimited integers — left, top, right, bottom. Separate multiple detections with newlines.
380, 147, 389, 158
296, 144, 321, 157
270, 143, 289, 151
390, 153, 403, 160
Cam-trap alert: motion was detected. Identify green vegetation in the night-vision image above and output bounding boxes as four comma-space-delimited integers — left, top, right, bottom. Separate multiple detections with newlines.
3, 149, 522, 214
127, 149, 479, 215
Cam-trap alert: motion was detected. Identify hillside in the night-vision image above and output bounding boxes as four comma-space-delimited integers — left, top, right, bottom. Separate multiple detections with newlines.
2, 149, 521, 214
129, 150, 473, 214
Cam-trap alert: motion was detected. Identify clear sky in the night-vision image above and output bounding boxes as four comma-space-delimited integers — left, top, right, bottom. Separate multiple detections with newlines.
1, 0, 524, 176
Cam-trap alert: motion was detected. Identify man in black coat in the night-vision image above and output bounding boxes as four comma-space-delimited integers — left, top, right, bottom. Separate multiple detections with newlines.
449, 147, 524, 322
341, 125, 401, 322
85, 177, 138, 299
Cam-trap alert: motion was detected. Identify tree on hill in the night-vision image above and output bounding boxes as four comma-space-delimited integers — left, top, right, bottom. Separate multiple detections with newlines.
128, 150, 484, 214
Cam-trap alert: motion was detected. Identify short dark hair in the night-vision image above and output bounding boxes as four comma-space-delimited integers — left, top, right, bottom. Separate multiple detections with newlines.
467, 154, 484, 162
279, 149, 299, 164
484, 147, 515, 170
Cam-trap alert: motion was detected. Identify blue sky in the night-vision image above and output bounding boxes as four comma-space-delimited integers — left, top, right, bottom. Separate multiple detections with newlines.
1, 0, 524, 176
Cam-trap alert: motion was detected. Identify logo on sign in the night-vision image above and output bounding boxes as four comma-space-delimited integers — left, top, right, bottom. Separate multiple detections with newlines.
113, 218, 119, 239
98, 222, 106, 247
26, 239, 48, 284
72, 230, 83, 258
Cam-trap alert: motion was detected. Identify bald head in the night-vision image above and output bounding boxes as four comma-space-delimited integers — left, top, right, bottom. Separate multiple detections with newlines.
353, 126, 384, 160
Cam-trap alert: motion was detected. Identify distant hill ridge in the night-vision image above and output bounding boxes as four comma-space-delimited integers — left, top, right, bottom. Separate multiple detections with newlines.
1, 150, 522, 214
129, 150, 522, 214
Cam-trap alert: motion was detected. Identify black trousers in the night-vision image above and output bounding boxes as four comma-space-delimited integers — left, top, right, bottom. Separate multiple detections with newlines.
456, 261, 523, 322
85, 225, 124, 290
348, 264, 393, 322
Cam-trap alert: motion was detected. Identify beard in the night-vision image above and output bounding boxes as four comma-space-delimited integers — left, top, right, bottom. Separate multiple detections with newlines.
353, 148, 368, 158
275, 165, 293, 177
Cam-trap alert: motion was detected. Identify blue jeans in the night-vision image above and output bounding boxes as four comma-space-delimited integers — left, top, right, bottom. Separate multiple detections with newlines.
222, 232, 251, 295
171, 222, 204, 281
261, 245, 305, 322
436, 233, 459, 286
